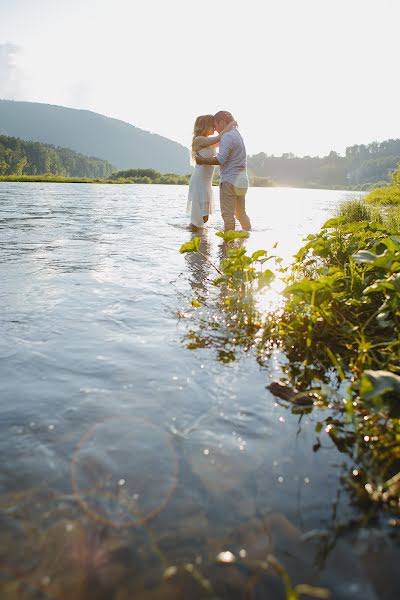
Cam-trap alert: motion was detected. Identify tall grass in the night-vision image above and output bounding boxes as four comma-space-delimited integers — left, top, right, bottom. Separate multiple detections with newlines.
365, 185, 400, 206
335, 198, 382, 223
336, 197, 400, 232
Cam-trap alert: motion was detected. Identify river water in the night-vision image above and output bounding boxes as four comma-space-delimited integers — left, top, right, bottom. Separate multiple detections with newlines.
0, 183, 398, 600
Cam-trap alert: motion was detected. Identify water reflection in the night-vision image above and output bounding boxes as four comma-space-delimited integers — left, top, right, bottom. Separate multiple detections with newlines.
182, 231, 270, 364
184, 230, 214, 300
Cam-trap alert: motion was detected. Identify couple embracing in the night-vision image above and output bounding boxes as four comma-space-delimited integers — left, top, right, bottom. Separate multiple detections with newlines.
187, 110, 251, 232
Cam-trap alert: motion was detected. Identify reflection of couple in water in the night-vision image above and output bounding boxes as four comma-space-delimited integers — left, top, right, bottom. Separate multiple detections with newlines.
187, 110, 251, 232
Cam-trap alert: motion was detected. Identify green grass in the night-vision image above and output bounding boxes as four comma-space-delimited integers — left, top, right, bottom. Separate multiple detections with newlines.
336, 196, 400, 231
0, 174, 191, 185
335, 197, 381, 223
365, 184, 400, 206
0, 175, 125, 184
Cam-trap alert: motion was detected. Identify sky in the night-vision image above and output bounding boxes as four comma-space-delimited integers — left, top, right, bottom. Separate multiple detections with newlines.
0, 0, 399, 157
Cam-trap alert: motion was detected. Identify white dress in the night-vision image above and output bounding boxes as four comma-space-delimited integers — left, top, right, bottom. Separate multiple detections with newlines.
186, 146, 215, 228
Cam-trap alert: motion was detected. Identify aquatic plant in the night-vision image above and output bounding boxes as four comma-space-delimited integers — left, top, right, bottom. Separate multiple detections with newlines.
180, 231, 275, 356
179, 217, 400, 515
261, 217, 400, 512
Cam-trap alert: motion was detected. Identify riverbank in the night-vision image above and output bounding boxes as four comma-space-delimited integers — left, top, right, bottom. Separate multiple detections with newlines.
0, 174, 371, 191
0, 174, 191, 184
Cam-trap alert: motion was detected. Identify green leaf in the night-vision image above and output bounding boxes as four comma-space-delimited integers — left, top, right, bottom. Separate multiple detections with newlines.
283, 280, 323, 296
322, 217, 345, 229
216, 230, 249, 242
360, 370, 400, 401
191, 298, 202, 308
213, 277, 226, 286
251, 249, 267, 261
258, 269, 275, 288
343, 221, 369, 232
179, 237, 201, 253
352, 250, 378, 264
376, 236, 400, 252
353, 250, 394, 270
369, 221, 389, 232
258, 256, 274, 264
228, 248, 247, 258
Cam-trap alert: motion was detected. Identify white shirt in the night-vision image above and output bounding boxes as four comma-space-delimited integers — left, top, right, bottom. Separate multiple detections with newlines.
217, 128, 249, 188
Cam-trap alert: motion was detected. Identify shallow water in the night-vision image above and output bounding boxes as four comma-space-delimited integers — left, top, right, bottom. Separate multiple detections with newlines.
0, 183, 398, 600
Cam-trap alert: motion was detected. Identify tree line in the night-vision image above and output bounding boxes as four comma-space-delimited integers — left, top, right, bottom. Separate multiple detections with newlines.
248, 139, 400, 188
0, 135, 114, 179
109, 168, 190, 184
2, 132, 400, 190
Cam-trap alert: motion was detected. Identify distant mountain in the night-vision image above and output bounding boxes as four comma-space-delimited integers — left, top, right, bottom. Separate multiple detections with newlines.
0, 100, 191, 174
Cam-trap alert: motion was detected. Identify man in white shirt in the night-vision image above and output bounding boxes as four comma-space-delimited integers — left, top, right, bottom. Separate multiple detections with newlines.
195, 110, 251, 232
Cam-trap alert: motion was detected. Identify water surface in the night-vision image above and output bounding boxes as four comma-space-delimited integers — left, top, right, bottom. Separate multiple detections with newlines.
1, 183, 398, 600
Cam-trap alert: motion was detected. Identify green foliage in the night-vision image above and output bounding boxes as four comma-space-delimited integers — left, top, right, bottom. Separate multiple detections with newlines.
365, 185, 400, 206
0, 175, 131, 184
110, 168, 190, 185
0, 135, 114, 178
335, 198, 381, 223
364, 164, 400, 205
215, 231, 249, 243
179, 207, 400, 514
248, 140, 400, 188
180, 231, 275, 335
179, 238, 201, 253
259, 218, 400, 512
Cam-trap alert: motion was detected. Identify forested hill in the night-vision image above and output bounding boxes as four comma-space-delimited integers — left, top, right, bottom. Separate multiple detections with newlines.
248, 139, 400, 188
0, 135, 114, 178
0, 100, 191, 175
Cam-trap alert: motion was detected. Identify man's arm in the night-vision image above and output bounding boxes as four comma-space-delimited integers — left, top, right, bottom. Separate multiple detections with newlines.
196, 131, 233, 165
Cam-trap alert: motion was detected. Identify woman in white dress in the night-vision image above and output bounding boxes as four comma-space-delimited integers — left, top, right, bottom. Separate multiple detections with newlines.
187, 114, 235, 229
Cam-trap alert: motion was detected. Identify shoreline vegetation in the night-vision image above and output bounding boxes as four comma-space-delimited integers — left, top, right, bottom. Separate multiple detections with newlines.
0, 172, 379, 190
180, 163, 400, 518
1, 132, 400, 189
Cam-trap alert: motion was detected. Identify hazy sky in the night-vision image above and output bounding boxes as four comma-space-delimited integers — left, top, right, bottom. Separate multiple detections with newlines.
0, 0, 399, 156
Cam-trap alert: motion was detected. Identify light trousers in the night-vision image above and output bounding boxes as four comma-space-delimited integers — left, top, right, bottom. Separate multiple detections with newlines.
220, 182, 251, 231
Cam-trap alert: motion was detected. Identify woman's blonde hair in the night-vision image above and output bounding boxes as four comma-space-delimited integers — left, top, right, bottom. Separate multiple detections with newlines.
191, 114, 214, 161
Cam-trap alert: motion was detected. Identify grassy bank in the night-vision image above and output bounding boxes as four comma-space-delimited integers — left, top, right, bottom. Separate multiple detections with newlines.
0, 174, 191, 184
364, 162, 400, 206
0, 175, 121, 184
365, 185, 400, 206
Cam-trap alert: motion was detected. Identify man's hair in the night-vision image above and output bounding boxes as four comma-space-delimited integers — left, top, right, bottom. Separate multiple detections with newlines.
214, 110, 234, 124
